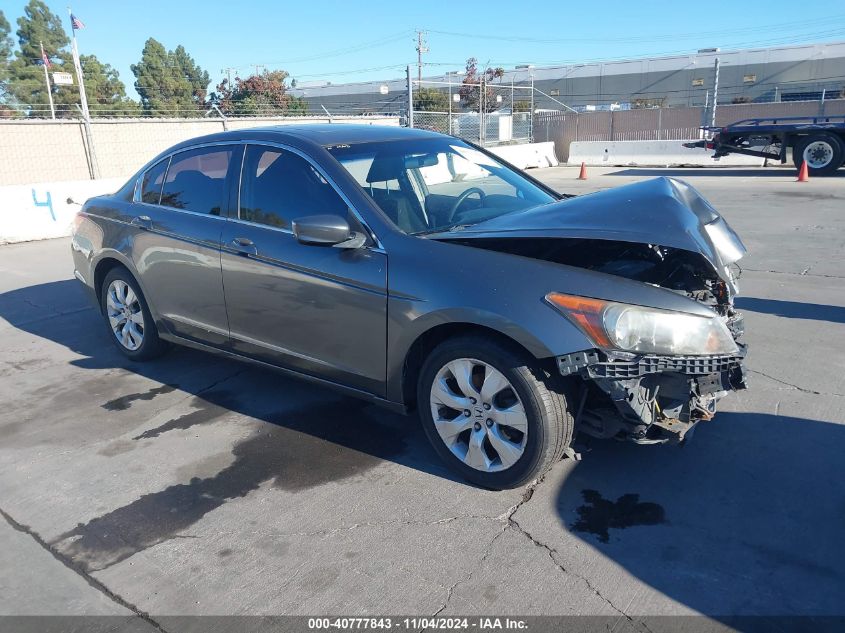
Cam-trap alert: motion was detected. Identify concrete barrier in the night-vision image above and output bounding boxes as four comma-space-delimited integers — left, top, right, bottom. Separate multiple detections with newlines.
0, 178, 123, 245
489, 142, 559, 169
568, 140, 763, 167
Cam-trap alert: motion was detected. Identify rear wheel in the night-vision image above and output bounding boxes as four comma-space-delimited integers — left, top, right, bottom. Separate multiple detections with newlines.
417, 335, 574, 489
100, 267, 168, 361
792, 133, 844, 176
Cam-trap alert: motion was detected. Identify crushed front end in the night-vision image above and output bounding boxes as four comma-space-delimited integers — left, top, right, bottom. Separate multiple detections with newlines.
558, 347, 747, 444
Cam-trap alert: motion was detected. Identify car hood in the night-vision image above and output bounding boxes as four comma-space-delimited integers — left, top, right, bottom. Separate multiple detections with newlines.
432, 177, 746, 291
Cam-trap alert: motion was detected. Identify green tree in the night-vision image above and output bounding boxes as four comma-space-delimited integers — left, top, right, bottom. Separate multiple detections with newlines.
132, 38, 209, 117
0, 10, 14, 105
80, 54, 141, 117
172, 45, 209, 109
0, 10, 16, 116
6, 0, 74, 116
414, 86, 448, 112
211, 69, 302, 116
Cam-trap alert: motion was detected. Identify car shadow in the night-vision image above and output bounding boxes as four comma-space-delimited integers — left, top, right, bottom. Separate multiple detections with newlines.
556, 411, 845, 617
0, 279, 460, 487
606, 167, 845, 178
735, 296, 845, 324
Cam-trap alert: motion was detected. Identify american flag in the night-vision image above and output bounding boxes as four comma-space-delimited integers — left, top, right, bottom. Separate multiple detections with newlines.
40, 42, 51, 68
70, 14, 85, 30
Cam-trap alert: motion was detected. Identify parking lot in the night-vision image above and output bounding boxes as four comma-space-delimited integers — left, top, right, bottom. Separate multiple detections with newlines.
1, 166, 843, 626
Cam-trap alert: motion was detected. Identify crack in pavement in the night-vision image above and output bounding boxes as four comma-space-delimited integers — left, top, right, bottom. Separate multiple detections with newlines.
430, 477, 548, 618
0, 505, 169, 633
429, 470, 654, 629
749, 369, 845, 398
741, 267, 845, 280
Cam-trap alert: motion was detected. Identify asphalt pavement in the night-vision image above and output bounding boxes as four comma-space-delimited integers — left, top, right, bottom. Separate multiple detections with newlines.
1, 166, 843, 630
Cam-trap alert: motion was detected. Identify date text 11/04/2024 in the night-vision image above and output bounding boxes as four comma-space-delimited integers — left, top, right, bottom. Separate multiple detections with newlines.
307, 617, 528, 630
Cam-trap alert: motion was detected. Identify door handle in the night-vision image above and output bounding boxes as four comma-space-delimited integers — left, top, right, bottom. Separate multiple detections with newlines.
131, 215, 152, 229
230, 237, 257, 256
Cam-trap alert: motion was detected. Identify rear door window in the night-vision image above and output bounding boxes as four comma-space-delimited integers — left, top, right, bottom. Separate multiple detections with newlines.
160, 147, 233, 216
140, 159, 168, 204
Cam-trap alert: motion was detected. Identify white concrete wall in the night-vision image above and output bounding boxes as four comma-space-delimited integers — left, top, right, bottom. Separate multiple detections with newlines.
568, 140, 763, 167
0, 178, 123, 245
0, 116, 401, 186
489, 142, 559, 169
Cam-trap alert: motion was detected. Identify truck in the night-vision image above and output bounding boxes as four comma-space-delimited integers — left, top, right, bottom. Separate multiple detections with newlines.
685, 114, 845, 176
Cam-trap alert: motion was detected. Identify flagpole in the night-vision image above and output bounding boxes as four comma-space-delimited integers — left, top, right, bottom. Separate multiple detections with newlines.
67, 7, 90, 121
40, 41, 55, 119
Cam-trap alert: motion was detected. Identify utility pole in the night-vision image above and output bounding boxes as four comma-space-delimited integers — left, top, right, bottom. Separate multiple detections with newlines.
222, 67, 237, 85
415, 30, 428, 83
710, 56, 720, 129
253, 64, 265, 77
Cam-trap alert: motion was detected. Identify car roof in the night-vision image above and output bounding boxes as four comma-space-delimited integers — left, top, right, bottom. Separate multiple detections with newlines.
164, 124, 445, 156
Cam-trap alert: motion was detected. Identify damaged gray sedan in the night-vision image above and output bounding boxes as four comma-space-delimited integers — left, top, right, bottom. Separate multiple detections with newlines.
71, 125, 747, 489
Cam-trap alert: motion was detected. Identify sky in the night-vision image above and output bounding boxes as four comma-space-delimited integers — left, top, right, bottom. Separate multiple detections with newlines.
3, 0, 845, 100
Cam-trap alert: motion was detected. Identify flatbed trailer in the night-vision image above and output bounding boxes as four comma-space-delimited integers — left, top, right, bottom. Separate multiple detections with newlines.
685, 114, 845, 176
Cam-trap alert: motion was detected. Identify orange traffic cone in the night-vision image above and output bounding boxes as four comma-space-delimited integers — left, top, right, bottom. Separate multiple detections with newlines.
577, 162, 588, 180
797, 160, 809, 182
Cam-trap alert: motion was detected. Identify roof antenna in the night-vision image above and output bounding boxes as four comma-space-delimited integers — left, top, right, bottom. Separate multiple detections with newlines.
320, 104, 333, 123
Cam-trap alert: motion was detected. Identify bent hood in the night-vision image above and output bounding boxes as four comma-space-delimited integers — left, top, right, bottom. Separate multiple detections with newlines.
434, 177, 746, 291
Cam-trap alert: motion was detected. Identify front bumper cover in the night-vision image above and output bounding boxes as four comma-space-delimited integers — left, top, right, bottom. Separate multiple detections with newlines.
557, 348, 748, 443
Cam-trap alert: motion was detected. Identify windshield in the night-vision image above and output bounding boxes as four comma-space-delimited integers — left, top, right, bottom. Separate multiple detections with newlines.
326, 137, 556, 234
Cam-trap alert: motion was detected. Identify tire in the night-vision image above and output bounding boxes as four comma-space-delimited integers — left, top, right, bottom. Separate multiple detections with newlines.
100, 266, 168, 361
417, 335, 575, 489
792, 133, 844, 176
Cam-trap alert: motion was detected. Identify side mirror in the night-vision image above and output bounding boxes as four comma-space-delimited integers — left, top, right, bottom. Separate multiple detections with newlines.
292, 214, 365, 248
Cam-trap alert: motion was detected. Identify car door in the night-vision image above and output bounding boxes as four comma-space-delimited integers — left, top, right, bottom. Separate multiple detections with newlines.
129, 143, 239, 346
220, 143, 388, 396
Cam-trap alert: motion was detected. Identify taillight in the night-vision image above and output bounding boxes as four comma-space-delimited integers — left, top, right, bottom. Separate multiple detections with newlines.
71, 211, 85, 234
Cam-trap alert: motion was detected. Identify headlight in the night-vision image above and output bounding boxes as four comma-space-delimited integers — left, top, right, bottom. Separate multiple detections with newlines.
546, 292, 737, 355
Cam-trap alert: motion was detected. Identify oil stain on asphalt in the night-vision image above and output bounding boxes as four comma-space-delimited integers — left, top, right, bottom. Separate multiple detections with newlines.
571, 489, 666, 543
50, 397, 408, 572
101, 384, 178, 411
132, 391, 237, 439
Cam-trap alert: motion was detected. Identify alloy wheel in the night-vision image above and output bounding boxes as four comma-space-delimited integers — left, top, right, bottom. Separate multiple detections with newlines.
429, 358, 528, 472
106, 279, 145, 351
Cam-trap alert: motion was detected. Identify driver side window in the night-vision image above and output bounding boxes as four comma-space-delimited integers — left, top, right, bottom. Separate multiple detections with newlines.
239, 145, 348, 230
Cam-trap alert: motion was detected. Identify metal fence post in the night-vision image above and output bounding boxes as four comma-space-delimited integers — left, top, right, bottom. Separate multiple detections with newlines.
406, 65, 414, 128
657, 107, 663, 140
479, 75, 484, 145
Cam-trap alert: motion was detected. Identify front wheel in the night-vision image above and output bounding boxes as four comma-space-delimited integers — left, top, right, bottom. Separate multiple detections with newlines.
792, 133, 844, 176
417, 336, 575, 489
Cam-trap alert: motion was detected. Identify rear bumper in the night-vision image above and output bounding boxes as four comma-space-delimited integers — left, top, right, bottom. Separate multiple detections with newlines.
557, 349, 748, 443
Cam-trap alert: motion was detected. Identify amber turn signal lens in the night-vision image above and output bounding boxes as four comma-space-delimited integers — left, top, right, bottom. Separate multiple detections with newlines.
545, 292, 612, 348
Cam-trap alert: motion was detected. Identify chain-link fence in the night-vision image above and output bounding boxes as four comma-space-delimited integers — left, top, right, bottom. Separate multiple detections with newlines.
410, 79, 535, 146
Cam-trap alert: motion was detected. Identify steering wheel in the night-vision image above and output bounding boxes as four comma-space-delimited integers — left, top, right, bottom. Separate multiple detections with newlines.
446, 187, 486, 223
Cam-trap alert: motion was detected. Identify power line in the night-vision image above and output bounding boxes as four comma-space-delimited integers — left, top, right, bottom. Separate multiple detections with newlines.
427, 15, 845, 45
